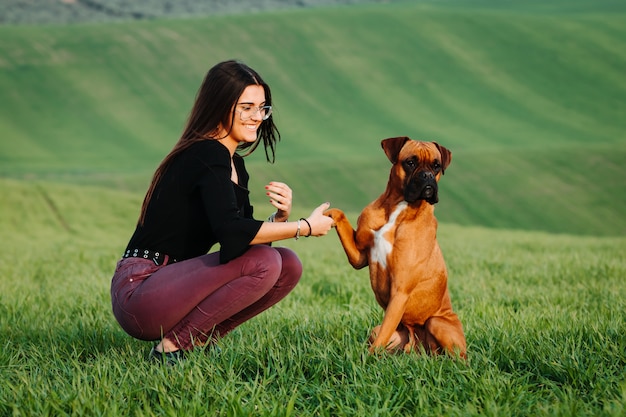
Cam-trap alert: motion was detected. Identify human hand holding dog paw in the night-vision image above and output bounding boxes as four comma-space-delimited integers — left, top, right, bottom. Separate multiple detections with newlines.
304, 202, 334, 236
323, 208, 346, 227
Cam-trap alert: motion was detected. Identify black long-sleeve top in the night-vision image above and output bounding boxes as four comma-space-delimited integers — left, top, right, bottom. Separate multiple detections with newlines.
125, 140, 263, 264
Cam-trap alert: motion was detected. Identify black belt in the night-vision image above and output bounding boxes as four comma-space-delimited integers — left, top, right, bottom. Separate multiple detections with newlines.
123, 249, 177, 266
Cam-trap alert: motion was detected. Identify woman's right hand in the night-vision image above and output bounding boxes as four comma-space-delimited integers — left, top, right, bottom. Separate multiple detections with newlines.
306, 202, 334, 236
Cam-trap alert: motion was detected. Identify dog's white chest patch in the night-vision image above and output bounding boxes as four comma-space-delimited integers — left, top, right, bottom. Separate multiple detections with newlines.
370, 202, 407, 269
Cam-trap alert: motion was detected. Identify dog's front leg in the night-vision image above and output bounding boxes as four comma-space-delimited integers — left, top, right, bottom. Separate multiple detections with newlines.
369, 292, 408, 353
325, 208, 368, 269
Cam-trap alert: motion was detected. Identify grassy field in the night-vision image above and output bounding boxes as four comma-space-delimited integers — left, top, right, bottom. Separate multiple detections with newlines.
1, 0, 625, 415
0, 178, 624, 416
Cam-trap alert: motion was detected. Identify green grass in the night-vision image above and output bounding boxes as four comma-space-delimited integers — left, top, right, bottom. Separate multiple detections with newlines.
0, 1, 625, 235
1, 1, 625, 415
1, 178, 625, 416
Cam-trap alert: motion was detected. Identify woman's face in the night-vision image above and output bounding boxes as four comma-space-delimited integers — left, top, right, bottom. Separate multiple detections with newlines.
219, 84, 267, 152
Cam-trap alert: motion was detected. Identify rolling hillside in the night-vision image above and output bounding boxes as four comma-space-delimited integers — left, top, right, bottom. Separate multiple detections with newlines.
0, 0, 403, 25
0, 4, 624, 413
0, 0, 624, 236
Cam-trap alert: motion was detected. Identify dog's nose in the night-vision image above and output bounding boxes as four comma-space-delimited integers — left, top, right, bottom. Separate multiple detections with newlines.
420, 171, 435, 181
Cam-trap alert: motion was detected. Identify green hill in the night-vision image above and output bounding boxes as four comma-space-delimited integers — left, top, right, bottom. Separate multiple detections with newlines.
0, 0, 624, 236
0, 4, 624, 413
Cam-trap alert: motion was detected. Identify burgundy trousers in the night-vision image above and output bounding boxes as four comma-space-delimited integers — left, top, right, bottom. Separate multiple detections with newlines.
111, 245, 302, 350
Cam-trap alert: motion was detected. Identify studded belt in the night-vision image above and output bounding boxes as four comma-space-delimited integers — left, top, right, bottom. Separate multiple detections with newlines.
123, 248, 177, 266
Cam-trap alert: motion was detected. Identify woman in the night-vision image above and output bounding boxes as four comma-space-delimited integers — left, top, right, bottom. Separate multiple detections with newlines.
110, 60, 334, 364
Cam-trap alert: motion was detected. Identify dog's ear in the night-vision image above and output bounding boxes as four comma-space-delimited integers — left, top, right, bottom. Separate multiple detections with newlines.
433, 142, 452, 174
381, 137, 410, 164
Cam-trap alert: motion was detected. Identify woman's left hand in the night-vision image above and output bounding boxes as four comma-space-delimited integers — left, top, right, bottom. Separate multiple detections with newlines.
265, 181, 292, 222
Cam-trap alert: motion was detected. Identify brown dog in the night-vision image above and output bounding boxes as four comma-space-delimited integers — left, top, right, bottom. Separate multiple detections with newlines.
326, 137, 466, 358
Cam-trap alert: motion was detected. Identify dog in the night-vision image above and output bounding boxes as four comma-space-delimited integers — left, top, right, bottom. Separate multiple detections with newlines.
325, 136, 466, 358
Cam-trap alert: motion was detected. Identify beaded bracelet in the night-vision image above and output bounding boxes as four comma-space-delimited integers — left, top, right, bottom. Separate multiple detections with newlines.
295, 219, 301, 240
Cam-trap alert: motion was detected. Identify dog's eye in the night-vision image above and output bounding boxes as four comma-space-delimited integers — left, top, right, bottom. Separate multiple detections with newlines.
433, 161, 441, 171
403, 159, 416, 169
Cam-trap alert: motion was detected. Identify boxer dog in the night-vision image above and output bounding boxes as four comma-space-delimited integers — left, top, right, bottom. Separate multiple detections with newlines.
325, 137, 466, 358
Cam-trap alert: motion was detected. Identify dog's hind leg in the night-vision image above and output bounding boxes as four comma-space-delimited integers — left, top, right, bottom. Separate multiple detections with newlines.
425, 315, 467, 359
369, 324, 409, 353
408, 325, 440, 355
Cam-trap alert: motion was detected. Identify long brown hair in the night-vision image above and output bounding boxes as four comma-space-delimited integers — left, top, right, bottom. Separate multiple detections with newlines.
138, 60, 280, 225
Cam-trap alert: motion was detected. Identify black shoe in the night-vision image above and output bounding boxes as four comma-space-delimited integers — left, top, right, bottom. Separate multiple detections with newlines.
149, 346, 185, 366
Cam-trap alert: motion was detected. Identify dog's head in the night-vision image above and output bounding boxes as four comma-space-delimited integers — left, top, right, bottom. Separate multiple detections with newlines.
381, 136, 452, 205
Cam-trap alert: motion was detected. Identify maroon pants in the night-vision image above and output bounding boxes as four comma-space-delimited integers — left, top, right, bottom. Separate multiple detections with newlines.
111, 245, 302, 351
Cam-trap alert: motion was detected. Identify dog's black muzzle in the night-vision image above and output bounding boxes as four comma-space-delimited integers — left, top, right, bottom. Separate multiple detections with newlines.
404, 171, 439, 204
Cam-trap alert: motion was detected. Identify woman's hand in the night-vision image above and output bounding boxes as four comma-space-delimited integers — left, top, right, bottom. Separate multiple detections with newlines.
305, 202, 334, 236
265, 181, 292, 222
250, 201, 334, 245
